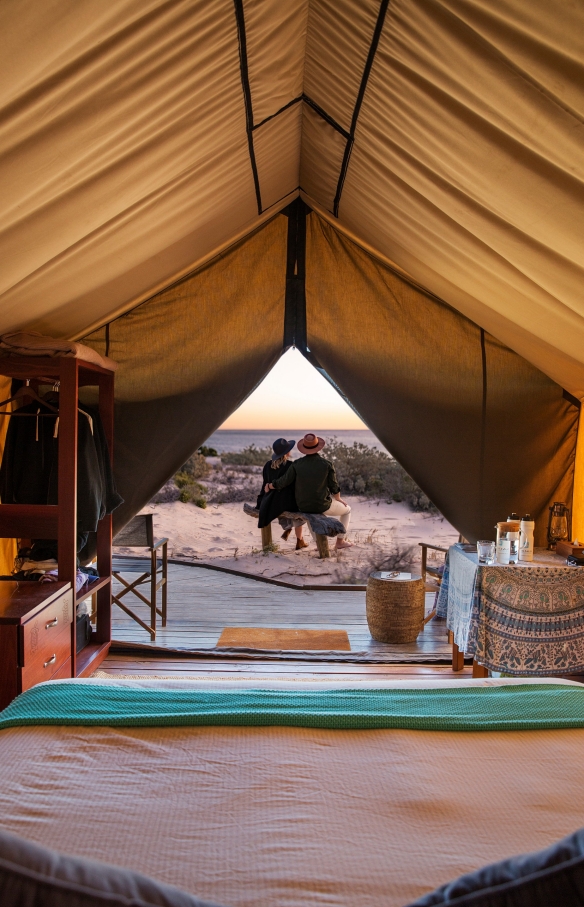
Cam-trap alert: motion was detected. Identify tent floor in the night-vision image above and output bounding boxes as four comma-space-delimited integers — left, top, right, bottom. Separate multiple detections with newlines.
109, 562, 451, 663
96, 654, 473, 682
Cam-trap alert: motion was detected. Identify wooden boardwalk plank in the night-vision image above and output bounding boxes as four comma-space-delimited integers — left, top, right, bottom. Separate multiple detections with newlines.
108, 563, 450, 663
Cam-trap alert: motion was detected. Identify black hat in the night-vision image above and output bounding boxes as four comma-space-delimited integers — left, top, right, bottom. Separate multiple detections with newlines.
272, 438, 296, 460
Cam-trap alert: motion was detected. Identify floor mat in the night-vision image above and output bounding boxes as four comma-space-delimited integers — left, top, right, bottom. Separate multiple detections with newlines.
217, 627, 351, 651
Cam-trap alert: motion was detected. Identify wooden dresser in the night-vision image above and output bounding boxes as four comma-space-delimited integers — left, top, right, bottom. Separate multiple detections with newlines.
0, 581, 73, 711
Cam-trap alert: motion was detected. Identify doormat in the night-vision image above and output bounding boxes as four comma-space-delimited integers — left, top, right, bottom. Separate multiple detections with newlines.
217, 627, 351, 651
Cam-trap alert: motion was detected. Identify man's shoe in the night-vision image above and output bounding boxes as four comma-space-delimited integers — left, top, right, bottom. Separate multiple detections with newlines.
281, 528, 292, 541
295, 539, 309, 550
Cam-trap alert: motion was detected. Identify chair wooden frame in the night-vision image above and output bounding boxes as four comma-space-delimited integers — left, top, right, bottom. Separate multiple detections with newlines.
418, 542, 448, 627
112, 515, 168, 640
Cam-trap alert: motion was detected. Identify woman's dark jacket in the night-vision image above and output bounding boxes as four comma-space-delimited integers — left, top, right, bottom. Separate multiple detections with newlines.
256, 459, 298, 528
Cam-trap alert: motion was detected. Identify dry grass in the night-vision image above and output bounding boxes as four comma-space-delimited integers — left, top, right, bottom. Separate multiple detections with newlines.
332, 542, 416, 585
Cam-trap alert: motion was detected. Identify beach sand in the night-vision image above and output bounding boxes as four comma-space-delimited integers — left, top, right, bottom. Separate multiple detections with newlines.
128, 497, 458, 586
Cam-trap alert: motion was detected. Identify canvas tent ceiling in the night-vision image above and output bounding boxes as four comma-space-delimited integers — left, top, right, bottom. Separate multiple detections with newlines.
0, 0, 583, 542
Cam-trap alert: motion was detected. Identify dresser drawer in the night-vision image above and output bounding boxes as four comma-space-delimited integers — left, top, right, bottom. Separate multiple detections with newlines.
22, 590, 73, 667
50, 657, 72, 681
20, 618, 72, 691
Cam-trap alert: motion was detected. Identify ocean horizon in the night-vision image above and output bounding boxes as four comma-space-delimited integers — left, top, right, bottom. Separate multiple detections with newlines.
204, 429, 389, 455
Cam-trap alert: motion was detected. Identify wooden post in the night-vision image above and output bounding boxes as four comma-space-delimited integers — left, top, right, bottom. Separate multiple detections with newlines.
95, 370, 114, 647
58, 358, 78, 677
261, 524, 273, 551
162, 542, 168, 627
472, 660, 489, 678
150, 546, 157, 639
316, 534, 330, 559
452, 640, 465, 671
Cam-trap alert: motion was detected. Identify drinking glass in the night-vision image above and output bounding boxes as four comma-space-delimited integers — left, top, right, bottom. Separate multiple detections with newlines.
477, 540, 495, 565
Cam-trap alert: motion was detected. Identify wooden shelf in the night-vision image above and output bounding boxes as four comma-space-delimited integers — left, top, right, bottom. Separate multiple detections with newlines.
0, 504, 59, 539
75, 640, 111, 677
76, 575, 111, 605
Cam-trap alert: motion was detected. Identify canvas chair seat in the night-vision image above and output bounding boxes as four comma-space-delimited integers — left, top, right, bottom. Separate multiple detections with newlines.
112, 514, 168, 641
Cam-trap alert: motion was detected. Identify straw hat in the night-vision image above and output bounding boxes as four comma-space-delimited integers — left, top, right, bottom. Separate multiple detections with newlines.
297, 433, 325, 455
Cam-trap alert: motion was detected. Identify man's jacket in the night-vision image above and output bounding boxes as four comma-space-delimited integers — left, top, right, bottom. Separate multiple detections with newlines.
272, 454, 340, 513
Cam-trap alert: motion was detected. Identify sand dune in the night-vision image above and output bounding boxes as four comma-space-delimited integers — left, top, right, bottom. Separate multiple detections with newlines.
129, 496, 458, 586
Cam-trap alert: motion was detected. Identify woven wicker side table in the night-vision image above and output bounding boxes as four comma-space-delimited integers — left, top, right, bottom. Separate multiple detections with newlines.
366, 572, 425, 643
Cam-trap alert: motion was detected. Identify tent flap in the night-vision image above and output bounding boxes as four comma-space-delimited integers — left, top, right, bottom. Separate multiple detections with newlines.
83, 213, 287, 533
305, 213, 578, 545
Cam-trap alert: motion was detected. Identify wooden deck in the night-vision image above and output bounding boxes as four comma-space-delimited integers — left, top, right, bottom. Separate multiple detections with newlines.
98, 654, 471, 682
110, 562, 451, 662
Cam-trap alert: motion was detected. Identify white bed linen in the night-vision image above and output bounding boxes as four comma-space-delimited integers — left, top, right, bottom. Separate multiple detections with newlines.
0, 677, 582, 907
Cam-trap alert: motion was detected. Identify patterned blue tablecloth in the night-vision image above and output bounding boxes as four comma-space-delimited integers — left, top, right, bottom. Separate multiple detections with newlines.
436, 544, 584, 674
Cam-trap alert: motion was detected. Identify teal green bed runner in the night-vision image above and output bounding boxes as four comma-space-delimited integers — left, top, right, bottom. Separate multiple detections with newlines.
1, 683, 584, 732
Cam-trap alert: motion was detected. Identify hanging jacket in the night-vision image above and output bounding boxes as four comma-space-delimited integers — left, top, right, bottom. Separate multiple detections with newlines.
0, 400, 123, 534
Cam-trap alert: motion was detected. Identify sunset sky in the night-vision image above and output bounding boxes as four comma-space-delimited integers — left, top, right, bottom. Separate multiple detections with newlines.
221, 348, 367, 430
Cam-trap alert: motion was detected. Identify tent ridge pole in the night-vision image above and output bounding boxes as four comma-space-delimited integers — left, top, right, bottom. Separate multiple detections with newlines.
283, 199, 309, 353
333, 0, 391, 217
233, 0, 262, 215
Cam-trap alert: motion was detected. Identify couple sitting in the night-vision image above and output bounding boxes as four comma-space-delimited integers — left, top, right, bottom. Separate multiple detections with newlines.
256, 433, 352, 551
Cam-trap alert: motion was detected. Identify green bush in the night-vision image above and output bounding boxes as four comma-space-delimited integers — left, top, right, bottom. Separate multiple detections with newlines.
324, 438, 438, 514
198, 445, 218, 457
176, 477, 207, 507
179, 453, 210, 480
221, 444, 272, 466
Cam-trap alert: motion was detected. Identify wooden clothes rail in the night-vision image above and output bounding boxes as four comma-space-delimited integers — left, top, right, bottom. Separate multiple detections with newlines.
0, 355, 115, 677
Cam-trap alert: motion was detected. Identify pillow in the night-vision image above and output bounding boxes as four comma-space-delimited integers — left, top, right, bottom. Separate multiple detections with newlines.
0, 827, 224, 907
406, 827, 584, 906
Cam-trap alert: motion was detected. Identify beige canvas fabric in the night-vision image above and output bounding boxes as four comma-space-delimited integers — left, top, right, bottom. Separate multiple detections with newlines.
0, 0, 583, 530
83, 215, 286, 528
306, 214, 578, 544
302, 0, 584, 398
0, 0, 580, 394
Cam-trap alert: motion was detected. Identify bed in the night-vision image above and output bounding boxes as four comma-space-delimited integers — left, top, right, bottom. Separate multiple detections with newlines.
1, 677, 584, 907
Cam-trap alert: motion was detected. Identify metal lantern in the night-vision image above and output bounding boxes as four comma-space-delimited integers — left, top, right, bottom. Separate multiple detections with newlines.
547, 502, 570, 550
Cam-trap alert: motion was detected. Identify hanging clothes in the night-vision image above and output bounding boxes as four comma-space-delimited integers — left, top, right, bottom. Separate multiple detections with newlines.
0, 400, 123, 535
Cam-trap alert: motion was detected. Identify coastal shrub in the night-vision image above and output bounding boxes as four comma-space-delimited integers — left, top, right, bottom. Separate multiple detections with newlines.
150, 481, 180, 504
198, 445, 218, 457
175, 473, 208, 507
221, 444, 272, 466
325, 439, 438, 514
208, 482, 259, 504
179, 453, 210, 480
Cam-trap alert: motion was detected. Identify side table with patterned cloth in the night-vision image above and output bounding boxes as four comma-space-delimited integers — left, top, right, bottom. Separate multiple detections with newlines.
436, 544, 584, 675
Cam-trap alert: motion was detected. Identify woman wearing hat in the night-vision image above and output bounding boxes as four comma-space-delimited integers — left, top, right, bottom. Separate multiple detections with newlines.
256, 438, 307, 549
266, 433, 352, 550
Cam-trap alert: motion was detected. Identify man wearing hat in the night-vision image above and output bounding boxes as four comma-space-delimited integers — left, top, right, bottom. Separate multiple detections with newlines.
265, 433, 352, 550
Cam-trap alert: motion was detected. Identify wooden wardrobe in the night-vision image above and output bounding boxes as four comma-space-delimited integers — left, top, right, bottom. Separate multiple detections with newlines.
0, 355, 114, 678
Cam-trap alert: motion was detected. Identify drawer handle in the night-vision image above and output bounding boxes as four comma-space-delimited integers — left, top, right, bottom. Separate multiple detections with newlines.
44, 654, 57, 669
45, 618, 58, 629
